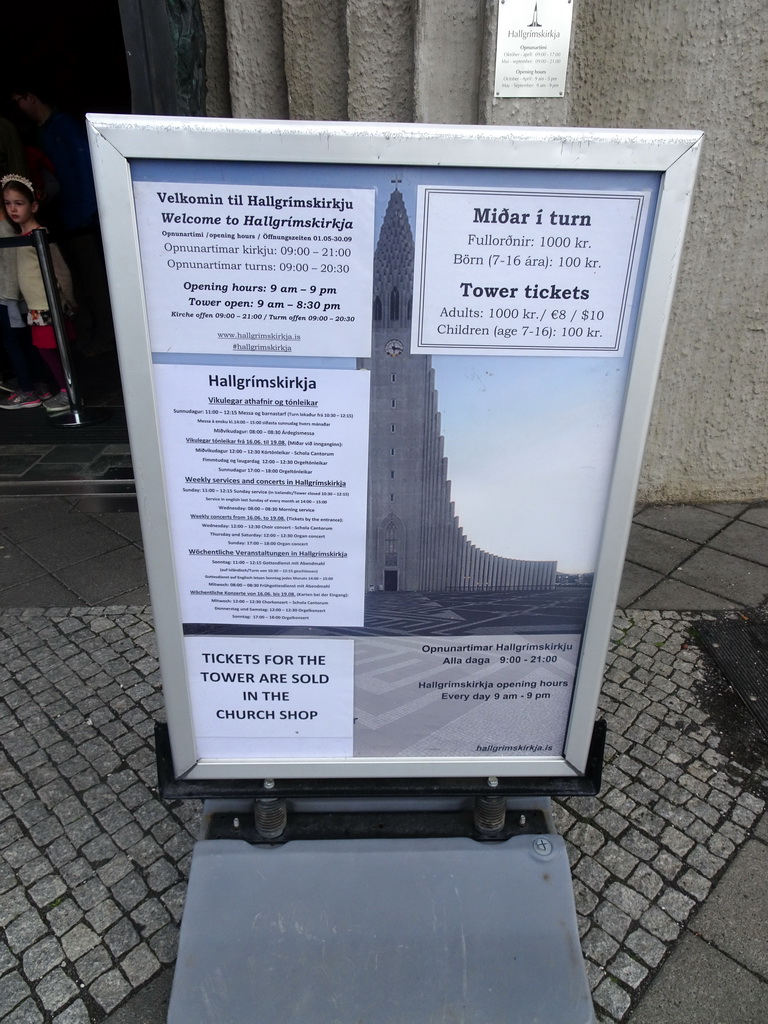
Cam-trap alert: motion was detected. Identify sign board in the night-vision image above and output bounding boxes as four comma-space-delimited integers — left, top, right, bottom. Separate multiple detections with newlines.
87, 117, 701, 781
494, 0, 575, 98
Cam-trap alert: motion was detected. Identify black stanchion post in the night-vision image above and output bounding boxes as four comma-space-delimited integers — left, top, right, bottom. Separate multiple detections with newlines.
30, 228, 108, 427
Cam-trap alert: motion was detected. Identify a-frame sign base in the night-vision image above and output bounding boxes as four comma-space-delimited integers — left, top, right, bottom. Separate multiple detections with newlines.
167, 799, 595, 1024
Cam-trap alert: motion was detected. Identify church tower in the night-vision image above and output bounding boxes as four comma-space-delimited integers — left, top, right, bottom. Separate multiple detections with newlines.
366, 188, 556, 594
366, 188, 429, 592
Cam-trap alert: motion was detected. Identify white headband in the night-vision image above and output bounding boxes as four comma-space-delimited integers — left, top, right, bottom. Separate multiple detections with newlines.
1, 174, 36, 194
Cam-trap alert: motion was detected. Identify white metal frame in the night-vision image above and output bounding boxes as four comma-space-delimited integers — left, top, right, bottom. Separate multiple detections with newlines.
87, 115, 702, 781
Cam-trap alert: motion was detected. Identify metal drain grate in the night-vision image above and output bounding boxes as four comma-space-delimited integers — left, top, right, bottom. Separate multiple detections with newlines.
696, 619, 768, 739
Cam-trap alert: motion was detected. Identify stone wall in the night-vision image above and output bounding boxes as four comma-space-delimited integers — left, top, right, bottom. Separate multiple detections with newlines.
201, 0, 767, 503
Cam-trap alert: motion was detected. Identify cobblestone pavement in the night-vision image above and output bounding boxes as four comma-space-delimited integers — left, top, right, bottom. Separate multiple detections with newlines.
0, 608, 198, 1024
1, 604, 766, 1023
563, 611, 766, 1021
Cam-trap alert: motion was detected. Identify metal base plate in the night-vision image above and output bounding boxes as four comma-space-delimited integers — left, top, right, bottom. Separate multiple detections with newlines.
168, 835, 595, 1024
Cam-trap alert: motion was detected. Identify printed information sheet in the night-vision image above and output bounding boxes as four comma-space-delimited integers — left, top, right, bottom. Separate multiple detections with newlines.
412, 186, 648, 356
494, 0, 575, 98
185, 636, 355, 759
133, 181, 376, 357
153, 363, 370, 627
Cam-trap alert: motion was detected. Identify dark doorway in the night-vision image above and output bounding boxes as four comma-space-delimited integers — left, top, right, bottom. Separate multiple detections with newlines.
2, 1, 132, 121
384, 571, 399, 592
1, 1, 131, 464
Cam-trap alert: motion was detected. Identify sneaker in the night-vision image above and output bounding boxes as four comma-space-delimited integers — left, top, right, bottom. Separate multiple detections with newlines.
0, 390, 42, 409
43, 390, 71, 414
36, 386, 53, 401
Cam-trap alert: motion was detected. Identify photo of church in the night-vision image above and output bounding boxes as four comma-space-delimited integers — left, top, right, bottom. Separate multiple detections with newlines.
364, 188, 558, 596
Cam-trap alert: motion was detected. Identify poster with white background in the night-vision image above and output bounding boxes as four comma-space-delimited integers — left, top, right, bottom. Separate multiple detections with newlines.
412, 186, 648, 356
186, 635, 354, 759
152, 362, 370, 627
133, 180, 375, 357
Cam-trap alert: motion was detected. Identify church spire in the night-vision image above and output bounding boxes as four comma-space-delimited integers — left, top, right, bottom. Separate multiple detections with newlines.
374, 188, 414, 329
